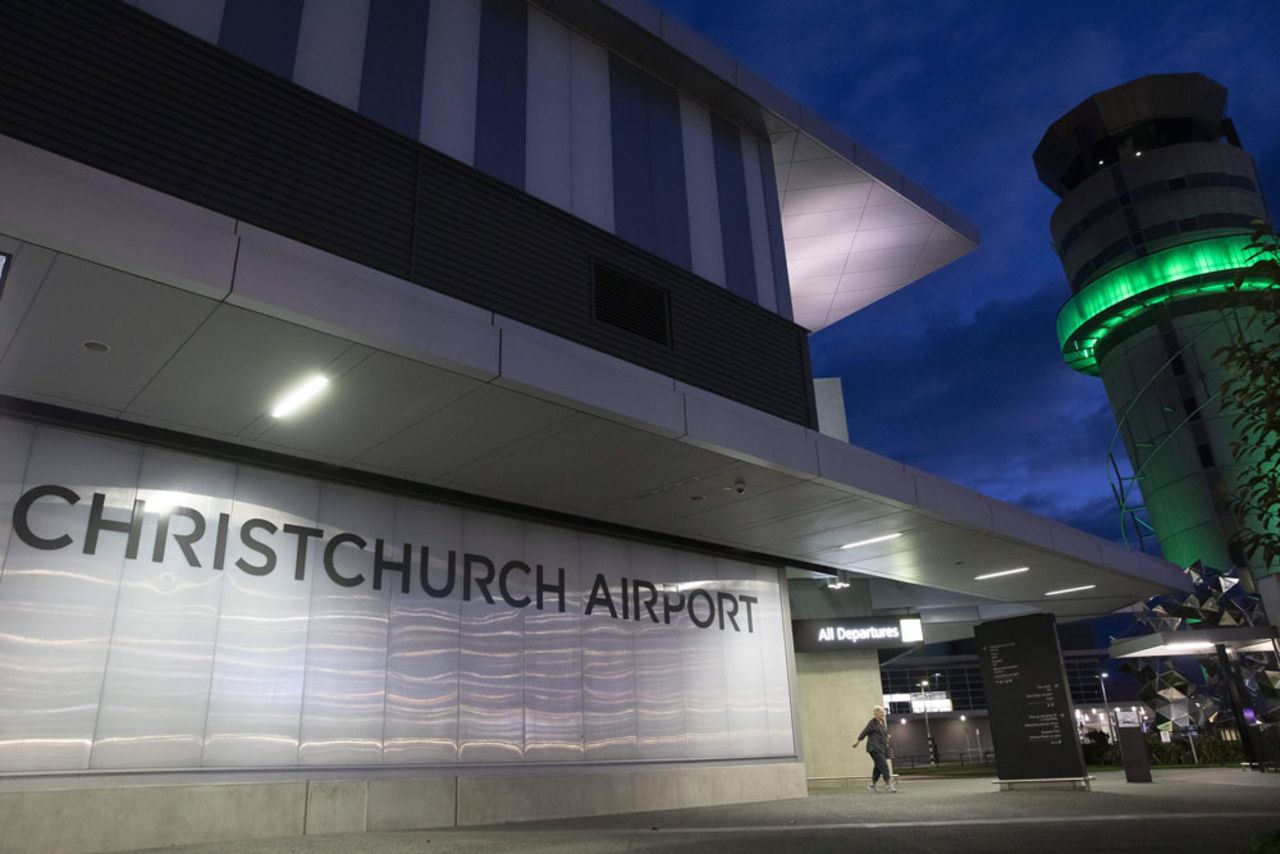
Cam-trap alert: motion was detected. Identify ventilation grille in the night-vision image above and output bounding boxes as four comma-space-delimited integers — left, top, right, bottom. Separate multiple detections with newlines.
592, 262, 671, 347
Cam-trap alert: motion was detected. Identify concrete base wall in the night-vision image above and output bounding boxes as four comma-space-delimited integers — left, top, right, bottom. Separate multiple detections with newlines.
795, 649, 883, 781
0, 762, 806, 854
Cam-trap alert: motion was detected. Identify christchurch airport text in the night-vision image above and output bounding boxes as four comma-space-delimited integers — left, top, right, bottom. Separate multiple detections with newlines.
13, 485, 760, 632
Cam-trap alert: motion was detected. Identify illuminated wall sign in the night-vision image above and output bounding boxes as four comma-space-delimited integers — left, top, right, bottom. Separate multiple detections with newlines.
791, 616, 924, 652
0, 417, 795, 774
910, 692, 953, 713
10, 485, 759, 633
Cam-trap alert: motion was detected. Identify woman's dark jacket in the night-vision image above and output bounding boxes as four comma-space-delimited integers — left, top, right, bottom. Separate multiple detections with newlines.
857, 717, 888, 755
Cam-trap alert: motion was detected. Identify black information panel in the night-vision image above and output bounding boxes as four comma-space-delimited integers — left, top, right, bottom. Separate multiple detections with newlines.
975, 613, 1086, 780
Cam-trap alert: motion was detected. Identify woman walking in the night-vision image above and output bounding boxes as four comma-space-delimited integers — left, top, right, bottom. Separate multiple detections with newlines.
853, 705, 897, 792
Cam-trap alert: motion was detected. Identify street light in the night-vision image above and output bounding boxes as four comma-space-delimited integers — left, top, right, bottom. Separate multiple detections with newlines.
920, 678, 935, 764
1098, 671, 1115, 744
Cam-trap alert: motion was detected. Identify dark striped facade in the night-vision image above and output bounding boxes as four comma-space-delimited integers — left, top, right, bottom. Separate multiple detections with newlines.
0, 0, 816, 427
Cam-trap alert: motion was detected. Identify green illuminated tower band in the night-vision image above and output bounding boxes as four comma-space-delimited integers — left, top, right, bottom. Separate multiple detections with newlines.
1034, 73, 1278, 596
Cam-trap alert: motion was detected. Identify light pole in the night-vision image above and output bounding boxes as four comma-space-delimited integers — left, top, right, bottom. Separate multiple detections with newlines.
1098, 671, 1115, 744
920, 679, 934, 764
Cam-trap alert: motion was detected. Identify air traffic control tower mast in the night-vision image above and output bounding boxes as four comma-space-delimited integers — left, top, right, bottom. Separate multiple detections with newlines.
1034, 73, 1278, 609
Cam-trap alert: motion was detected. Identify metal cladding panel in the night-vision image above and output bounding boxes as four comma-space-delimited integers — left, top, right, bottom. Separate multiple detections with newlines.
0, 0, 816, 429
0, 428, 140, 772
90, 449, 238, 769
0, 417, 795, 773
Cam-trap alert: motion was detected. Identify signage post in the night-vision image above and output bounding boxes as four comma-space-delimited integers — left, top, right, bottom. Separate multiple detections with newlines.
974, 613, 1089, 791
1114, 710, 1151, 782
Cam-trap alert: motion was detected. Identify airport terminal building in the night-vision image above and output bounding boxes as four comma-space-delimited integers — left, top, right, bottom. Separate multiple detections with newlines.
0, 1, 1189, 850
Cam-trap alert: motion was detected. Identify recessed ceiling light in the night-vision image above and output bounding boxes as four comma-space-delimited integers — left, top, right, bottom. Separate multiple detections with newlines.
270, 374, 330, 419
974, 567, 1029, 581
839, 532, 902, 550
82, 339, 111, 353
1045, 584, 1096, 596
1097, 159, 1104, 165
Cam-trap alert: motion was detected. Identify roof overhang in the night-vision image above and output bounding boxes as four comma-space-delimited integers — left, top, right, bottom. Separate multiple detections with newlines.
530, 0, 980, 332
1110, 627, 1279, 659
0, 136, 1182, 627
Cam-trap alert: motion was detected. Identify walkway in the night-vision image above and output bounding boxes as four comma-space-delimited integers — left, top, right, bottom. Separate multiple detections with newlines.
137, 767, 1280, 853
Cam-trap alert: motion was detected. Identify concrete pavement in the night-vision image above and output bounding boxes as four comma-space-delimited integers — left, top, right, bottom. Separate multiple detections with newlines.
134, 767, 1280, 853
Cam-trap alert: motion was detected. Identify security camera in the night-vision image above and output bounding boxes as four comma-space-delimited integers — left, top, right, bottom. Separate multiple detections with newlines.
733, 480, 747, 495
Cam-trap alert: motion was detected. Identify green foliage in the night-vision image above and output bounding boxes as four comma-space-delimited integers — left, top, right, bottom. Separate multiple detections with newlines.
1215, 221, 1280, 573
1142, 732, 1244, 766
1241, 829, 1280, 854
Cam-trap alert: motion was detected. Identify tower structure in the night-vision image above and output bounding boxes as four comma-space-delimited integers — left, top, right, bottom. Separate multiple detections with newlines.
1034, 74, 1277, 597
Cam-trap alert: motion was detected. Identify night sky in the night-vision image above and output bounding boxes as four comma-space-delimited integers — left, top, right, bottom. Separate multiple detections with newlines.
658, 0, 1280, 542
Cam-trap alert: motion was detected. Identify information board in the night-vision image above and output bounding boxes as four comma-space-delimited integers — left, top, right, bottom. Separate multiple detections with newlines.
974, 613, 1086, 780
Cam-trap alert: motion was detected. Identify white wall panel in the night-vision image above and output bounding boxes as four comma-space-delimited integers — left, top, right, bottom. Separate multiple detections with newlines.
420, 0, 483, 165
630, 543, 685, 758
90, 449, 236, 769
298, 485, 393, 765
201, 469, 318, 767
741, 130, 779, 311
383, 499, 463, 764
569, 33, 614, 232
760, 567, 797, 755
580, 534, 638, 760
0, 418, 34, 577
293, 0, 370, 110
680, 97, 726, 287
457, 512, 526, 762
679, 550, 729, 758
522, 524, 584, 762
0, 429, 140, 771
525, 9, 573, 212
0, 417, 795, 773
721, 558, 769, 756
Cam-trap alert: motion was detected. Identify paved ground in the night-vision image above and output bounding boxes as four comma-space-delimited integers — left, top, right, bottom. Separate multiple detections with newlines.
138, 767, 1280, 853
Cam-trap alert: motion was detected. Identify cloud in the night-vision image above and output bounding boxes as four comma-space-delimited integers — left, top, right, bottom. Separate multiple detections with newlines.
657, 0, 1280, 542
811, 279, 1125, 537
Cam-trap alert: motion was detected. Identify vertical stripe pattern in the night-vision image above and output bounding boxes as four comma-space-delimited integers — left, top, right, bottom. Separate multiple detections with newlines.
525, 9, 572, 209
129, 0, 794, 319
756, 137, 793, 320
740, 129, 777, 312
569, 33, 614, 231
711, 113, 755, 302
474, 0, 528, 189
420, 0, 482, 164
610, 57, 691, 270
359, 0, 432, 139
679, 96, 726, 287
135, 0, 227, 44
293, 0, 370, 110
218, 0, 304, 80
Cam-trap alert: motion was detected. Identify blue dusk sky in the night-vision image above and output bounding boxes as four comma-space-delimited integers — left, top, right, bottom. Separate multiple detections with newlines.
657, 0, 1280, 542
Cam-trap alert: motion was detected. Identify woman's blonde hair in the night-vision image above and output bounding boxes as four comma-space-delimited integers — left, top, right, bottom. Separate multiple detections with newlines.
872, 705, 885, 715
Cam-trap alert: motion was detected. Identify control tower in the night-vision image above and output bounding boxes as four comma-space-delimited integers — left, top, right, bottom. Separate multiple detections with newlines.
1034, 73, 1277, 605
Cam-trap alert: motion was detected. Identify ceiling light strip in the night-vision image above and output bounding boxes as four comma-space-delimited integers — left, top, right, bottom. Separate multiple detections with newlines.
270, 374, 330, 419
1045, 584, 1096, 596
839, 532, 903, 550
974, 567, 1029, 581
